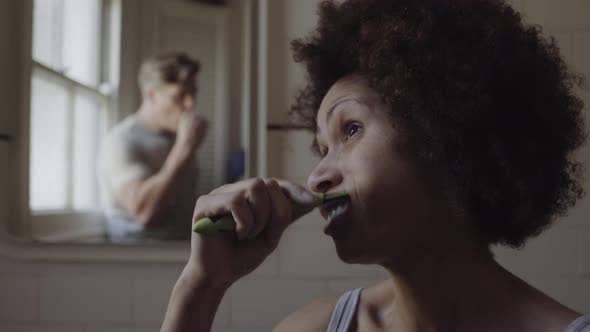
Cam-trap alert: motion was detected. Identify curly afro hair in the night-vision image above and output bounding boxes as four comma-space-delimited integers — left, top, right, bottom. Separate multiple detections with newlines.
290, 0, 587, 248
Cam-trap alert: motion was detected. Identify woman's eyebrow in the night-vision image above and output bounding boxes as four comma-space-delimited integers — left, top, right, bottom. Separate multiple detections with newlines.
326, 98, 356, 124
316, 97, 368, 136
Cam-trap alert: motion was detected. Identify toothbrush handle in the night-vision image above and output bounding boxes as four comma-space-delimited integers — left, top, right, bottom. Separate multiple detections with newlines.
192, 202, 314, 235
192, 215, 237, 235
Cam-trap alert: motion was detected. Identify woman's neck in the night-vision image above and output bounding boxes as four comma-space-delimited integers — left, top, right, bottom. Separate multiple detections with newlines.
376, 243, 523, 332
372, 240, 580, 332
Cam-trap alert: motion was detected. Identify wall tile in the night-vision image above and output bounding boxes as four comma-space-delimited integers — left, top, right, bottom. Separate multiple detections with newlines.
279, 229, 379, 278
132, 277, 179, 326
523, 276, 590, 313
230, 279, 325, 328
249, 251, 279, 277
40, 275, 132, 324
266, 0, 289, 125
267, 131, 318, 182
213, 329, 262, 332
578, 227, 590, 276
523, 0, 590, 30
547, 31, 576, 68
281, 131, 318, 181
86, 327, 158, 332
0, 142, 9, 183
327, 279, 383, 296
493, 225, 580, 278
285, 0, 322, 39
561, 192, 590, 227
0, 275, 39, 322
267, 132, 285, 178
506, 0, 526, 14
525, 276, 578, 309
568, 278, 590, 313
0, 324, 85, 332
213, 289, 231, 328
87, 263, 183, 280
133, 276, 231, 328
573, 32, 590, 103
290, 210, 324, 230
4, 262, 89, 277
0, 181, 8, 223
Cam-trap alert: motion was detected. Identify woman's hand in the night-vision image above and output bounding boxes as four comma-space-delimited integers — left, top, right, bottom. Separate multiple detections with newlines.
184, 178, 317, 287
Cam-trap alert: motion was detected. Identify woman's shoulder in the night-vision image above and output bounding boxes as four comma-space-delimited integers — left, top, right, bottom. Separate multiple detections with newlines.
272, 294, 341, 332
272, 280, 388, 332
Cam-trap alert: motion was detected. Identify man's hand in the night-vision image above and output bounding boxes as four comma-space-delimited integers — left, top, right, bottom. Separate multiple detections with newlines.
176, 111, 208, 153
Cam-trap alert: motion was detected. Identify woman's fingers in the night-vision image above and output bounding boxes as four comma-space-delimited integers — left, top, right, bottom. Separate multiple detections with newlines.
262, 179, 293, 248
228, 194, 256, 240
209, 178, 261, 195
244, 178, 271, 240
194, 192, 255, 240
194, 178, 313, 241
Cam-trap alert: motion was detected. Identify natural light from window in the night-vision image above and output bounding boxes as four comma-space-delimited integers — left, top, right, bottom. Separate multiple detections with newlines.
30, 0, 119, 212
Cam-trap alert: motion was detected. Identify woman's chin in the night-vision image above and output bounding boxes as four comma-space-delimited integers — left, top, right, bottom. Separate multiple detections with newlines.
333, 240, 371, 264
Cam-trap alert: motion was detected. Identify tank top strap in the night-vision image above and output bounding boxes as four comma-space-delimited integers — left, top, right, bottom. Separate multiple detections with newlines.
566, 314, 590, 332
326, 288, 363, 332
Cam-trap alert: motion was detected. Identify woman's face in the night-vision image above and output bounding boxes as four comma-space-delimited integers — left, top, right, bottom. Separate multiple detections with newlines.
307, 75, 449, 265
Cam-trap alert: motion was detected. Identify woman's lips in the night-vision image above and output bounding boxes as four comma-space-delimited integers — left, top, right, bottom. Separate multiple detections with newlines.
320, 197, 351, 235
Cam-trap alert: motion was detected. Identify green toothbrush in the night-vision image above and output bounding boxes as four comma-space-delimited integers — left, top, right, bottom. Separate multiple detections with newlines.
192, 191, 349, 235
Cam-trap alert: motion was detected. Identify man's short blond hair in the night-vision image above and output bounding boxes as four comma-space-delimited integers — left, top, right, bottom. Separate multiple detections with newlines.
138, 52, 200, 94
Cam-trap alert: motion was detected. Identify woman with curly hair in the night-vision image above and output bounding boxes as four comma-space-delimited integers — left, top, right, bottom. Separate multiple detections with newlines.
161, 0, 589, 331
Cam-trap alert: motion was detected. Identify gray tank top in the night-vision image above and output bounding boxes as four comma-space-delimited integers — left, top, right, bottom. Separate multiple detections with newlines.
327, 288, 590, 332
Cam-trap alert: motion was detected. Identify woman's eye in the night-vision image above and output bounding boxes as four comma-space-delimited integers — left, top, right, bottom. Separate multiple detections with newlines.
345, 122, 361, 139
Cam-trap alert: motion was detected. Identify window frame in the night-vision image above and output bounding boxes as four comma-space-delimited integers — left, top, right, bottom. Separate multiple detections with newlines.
29, 0, 117, 241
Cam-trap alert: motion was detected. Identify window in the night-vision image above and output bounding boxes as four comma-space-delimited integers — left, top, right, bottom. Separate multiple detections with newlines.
29, 0, 121, 241
30, 0, 120, 212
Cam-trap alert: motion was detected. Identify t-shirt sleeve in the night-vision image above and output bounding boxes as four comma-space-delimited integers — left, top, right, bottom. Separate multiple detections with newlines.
100, 135, 151, 193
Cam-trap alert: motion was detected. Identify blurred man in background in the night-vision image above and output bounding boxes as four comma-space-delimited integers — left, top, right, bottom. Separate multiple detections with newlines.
98, 52, 208, 242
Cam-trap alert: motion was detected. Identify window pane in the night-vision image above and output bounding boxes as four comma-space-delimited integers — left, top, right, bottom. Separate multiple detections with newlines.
72, 90, 104, 210
29, 73, 69, 210
62, 0, 102, 85
32, 0, 64, 69
32, 0, 101, 86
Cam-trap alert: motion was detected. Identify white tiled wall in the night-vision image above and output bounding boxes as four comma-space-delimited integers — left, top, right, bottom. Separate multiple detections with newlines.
522, 0, 590, 30
0, 1, 589, 332
230, 279, 325, 327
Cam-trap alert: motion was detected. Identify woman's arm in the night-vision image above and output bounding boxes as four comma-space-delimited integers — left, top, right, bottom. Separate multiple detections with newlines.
160, 178, 318, 332
160, 266, 229, 332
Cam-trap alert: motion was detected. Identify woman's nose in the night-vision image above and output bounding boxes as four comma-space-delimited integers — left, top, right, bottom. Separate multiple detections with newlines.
307, 158, 343, 193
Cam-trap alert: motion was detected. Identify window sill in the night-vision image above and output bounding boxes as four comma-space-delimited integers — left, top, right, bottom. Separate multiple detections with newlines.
0, 211, 191, 262
31, 210, 106, 243
0, 227, 191, 263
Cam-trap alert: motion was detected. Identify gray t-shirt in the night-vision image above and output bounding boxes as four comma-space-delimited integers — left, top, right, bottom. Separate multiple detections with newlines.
97, 115, 198, 241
